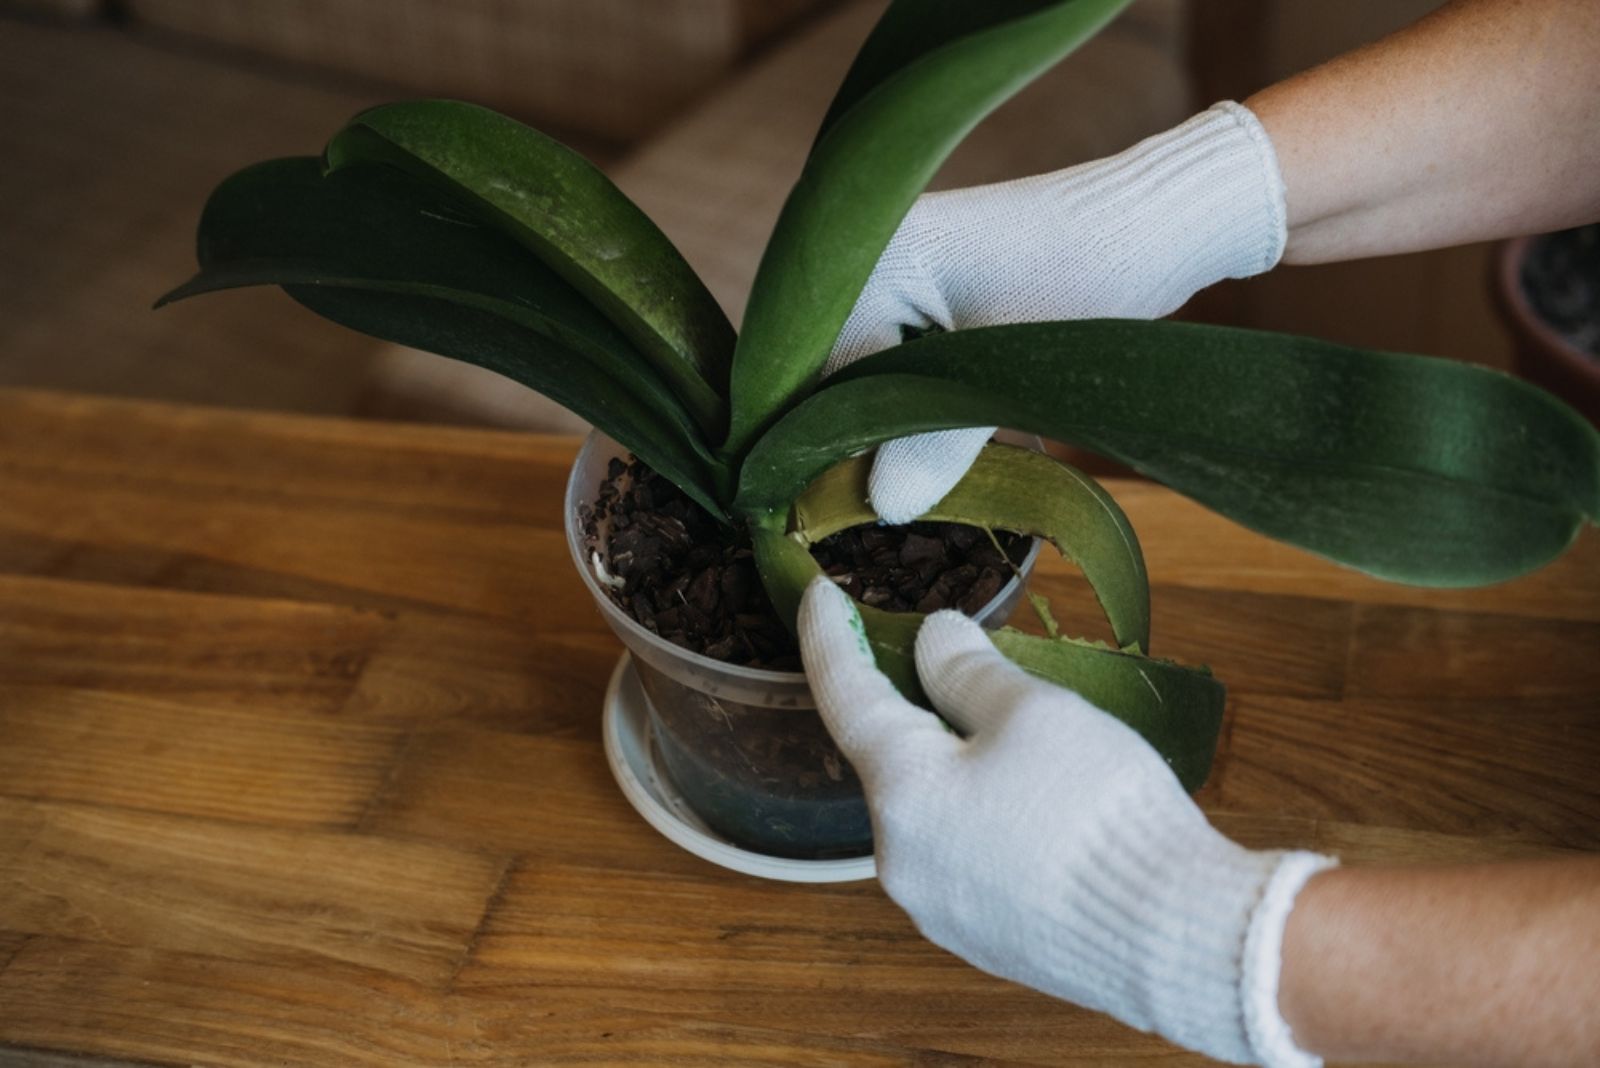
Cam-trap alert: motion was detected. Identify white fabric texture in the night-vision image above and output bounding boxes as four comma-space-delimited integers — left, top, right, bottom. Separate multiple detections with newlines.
828, 100, 1288, 523
797, 577, 1334, 1067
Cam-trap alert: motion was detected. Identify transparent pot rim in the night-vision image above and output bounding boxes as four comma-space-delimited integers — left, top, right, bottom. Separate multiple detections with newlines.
564, 429, 1046, 685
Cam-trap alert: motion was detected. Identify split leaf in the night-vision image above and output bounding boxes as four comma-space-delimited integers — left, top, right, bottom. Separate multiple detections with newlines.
748, 450, 1222, 793
789, 444, 1150, 652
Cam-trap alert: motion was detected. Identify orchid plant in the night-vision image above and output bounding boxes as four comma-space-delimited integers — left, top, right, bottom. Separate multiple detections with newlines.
161, 0, 1600, 788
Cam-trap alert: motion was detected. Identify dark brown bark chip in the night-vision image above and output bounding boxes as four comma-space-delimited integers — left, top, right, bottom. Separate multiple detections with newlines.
959, 568, 1005, 615
582, 455, 1028, 669
898, 531, 947, 576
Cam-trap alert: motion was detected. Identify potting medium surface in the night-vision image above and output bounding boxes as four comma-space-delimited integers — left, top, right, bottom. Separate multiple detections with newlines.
581, 453, 1031, 670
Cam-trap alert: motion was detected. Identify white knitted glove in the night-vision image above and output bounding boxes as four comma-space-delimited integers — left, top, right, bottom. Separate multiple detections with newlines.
798, 577, 1334, 1066
829, 101, 1287, 523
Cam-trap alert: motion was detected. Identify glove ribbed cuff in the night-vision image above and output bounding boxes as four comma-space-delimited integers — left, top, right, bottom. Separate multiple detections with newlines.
1165, 100, 1290, 286
1241, 851, 1338, 1068
921, 100, 1288, 324
1043, 776, 1333, 1067
1045, 99, 1288, 316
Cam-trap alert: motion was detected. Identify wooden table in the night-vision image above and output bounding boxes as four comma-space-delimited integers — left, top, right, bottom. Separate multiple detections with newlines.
0, 387, 1595, 1067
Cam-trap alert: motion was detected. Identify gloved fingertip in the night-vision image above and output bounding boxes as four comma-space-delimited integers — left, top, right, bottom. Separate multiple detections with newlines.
914, 610, 1036, 736
798, 574, 870, 660
799, 577, 956, 768
799, 573, 850, 620
867, 457, 946, 525
799, 578, 901, 711
868, 428, 995, 525
913, 608, 991, 663
868, 495, 925, 527
799, 572, 842, 608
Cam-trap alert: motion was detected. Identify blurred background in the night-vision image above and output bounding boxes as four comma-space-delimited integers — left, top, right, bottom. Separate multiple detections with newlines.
0, 0, 1511, 435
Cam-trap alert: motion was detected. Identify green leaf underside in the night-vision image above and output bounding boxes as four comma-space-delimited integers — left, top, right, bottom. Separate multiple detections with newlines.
283, 286, 725, 519
323, 101, 733, 436
790, 445, 1151, 652
161, 158, 708, 446
724, 0, 1131, 456
738, 320, 1600, 587
750, 520, 1221, 791
157, 157, 724, 518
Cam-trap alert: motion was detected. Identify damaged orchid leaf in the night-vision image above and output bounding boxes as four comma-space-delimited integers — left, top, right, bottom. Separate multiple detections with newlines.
751, 447, 1223, 791
789, 444, 1150, 652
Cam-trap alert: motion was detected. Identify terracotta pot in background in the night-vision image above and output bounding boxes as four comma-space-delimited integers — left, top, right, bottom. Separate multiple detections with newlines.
1493, 233, 1600, 427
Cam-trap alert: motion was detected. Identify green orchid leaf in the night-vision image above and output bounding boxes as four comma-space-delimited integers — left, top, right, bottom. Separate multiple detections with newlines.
750, 519, 1222, 791
723, 0, 1131, 456
737, 319, 1600, 586
160, 157, 708, 448
283, 285, 727, 519
789, 444, 1150, 652
816, 1, 1109, 142
989, 628, 1224, 791
158, 157, 727, 518
323, 100, 733, 436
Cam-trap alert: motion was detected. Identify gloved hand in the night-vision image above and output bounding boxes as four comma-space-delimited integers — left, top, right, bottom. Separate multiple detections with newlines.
798, 577, 1334, 1066
828, 101, 1288, 524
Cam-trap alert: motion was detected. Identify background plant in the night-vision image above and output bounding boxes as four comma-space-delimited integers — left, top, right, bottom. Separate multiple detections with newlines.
160, 0, 1600, 789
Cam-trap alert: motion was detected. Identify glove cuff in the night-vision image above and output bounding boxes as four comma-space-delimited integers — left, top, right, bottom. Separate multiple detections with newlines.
1062, 788, 1332, 1066
1105, 100, 1288, 311
1241, 851, 1338, 1068
927, 99, 1288, 323
1194, 100, 1290, 281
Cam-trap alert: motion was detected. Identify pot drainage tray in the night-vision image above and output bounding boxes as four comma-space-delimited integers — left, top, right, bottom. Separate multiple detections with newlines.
602, 653, 877, 884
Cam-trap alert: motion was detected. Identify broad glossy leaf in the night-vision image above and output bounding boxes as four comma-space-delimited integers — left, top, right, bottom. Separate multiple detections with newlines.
161, 157, 707, 447
158, 157, 726, 517
738, 320, 1600, 586
724, 0, 1130, 455
323, 100, 733, 435
790, 445, 1150, 652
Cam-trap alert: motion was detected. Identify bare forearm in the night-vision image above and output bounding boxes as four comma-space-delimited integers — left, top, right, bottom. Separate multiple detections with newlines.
1246, 0, 1600, 264
1279, 857, 1600, 1065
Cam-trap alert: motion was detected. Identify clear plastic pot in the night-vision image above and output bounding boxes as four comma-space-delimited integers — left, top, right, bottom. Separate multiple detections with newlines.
565, 431, 1042, 860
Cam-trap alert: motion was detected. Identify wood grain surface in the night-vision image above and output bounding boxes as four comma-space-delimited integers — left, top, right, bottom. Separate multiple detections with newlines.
0, 387, 1595, 1067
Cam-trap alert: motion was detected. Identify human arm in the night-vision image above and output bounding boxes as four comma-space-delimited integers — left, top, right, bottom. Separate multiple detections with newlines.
797, 577, 1600, 1066
839, 0, 1600, 523
828, 98, 1285, 523
1248, 0, 1600, 264
1280, 857, 1600, 1066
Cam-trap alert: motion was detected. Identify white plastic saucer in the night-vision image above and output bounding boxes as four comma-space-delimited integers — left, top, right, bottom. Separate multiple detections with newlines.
601, 653, 877, 884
